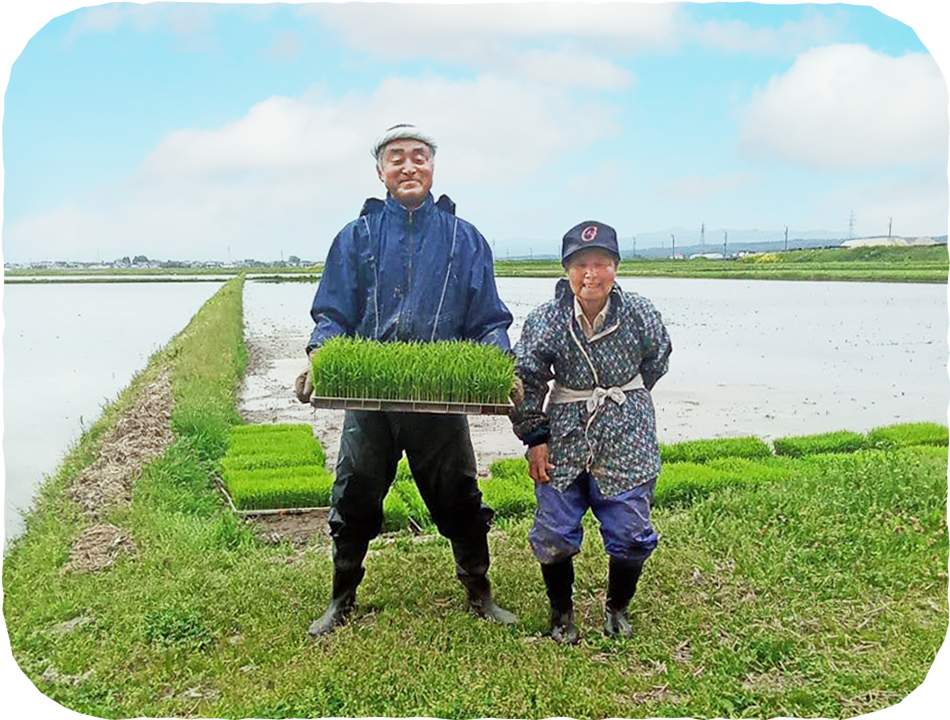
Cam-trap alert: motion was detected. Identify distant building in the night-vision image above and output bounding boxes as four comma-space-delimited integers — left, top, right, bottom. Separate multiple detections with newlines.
840, 236, 940, 248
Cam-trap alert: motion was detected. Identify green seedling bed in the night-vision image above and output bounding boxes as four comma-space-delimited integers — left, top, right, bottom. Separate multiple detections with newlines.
310, 337, 515, 412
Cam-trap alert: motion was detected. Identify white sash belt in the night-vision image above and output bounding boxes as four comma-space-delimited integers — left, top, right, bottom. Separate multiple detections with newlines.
548, 375, 646, 471
549, 375, 645, 410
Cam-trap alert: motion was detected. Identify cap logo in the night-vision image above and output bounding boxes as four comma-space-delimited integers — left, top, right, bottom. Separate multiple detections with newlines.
581, 225, 599, 243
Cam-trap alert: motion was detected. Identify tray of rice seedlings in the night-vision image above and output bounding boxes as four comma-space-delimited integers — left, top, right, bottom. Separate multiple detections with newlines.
223, 466, 335, 512
221, 423, 331, 513
309, 337, 515, 414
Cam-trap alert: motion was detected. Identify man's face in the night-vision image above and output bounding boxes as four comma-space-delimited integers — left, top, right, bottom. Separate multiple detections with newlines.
566, 248, 617, 305
377, 139, 434, 209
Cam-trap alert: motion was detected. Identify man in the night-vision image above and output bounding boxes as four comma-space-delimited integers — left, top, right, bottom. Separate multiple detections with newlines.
296, 124, 517, 637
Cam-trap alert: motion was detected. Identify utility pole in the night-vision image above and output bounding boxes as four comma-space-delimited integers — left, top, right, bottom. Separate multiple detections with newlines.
671, 234, 675, 258
784, 226, 788, 252
701, 222, 705, 253
723, 230, 728, 257
632, 237, 636, 257
888, 217, 893, 238
848, 210, 855, 240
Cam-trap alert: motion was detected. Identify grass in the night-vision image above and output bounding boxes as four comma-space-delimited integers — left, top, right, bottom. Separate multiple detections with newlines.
4, 273, 947, 718
8, 441, 943, 719
311, 337, 514, 404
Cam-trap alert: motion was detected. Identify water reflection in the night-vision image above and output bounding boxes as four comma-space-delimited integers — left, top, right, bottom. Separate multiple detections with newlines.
3, 282, 224, 543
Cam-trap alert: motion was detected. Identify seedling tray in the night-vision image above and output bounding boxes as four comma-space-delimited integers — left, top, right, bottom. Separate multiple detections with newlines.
310, 395, 513, 415
216, 479, 328, 517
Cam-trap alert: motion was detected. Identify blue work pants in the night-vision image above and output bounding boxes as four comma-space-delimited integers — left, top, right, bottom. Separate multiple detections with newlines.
529, 472, 658, 564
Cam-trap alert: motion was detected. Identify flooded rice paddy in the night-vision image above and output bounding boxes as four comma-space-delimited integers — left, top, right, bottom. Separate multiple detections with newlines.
3, 281, 225, 543
240, 277, 948, 474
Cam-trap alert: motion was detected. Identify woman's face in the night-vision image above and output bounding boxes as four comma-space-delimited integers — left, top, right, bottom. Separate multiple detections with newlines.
566, 248, 617, 305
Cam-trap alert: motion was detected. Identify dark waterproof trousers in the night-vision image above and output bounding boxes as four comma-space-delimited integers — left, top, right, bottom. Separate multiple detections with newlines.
328, 410, 495, 577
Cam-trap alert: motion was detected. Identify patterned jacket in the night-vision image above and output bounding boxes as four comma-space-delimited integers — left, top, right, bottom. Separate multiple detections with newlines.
511, 279, 672, 496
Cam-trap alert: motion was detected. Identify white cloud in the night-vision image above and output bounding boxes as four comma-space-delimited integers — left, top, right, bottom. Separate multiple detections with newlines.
302, 2, 674, 89
510, 48, 634, 90
737, 44, 948, 171
66, 3, 215, 41
264, 29, 303, 62
655, 172, 758, 202
687, 10, 842, 55
5, 73, 619, 261
305, 3, 682, 48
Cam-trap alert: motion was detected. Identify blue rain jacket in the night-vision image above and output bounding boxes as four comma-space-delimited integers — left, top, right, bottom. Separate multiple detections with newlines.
307, 193, 512, 352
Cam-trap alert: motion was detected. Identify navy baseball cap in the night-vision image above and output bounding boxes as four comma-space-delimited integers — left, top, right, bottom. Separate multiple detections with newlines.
561, 221, 620, 266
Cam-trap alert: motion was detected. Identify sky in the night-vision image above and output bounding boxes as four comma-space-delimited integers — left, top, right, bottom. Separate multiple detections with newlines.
1, 4, 949, 717
1, 1, 948, 264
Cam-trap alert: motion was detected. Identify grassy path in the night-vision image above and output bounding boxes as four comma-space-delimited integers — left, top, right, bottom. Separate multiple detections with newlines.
3, 275, 947, 719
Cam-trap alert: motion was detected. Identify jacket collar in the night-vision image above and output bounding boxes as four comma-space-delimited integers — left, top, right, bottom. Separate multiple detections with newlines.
384, 192, 434, 223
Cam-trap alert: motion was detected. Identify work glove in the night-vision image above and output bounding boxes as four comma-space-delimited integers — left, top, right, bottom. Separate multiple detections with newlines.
509, 376, 525, 407
294, 350, 317, 404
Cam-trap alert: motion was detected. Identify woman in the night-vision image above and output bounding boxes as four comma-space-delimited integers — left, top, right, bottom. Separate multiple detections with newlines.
510, 220, 672, 643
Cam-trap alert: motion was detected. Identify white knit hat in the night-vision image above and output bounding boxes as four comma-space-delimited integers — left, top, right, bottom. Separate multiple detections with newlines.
371, 124, 438, 160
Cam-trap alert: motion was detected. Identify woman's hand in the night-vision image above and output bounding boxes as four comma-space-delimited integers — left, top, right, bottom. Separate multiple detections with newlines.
528, 443, 555, 484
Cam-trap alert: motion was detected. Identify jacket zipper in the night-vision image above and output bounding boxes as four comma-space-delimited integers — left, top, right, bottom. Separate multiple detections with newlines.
398, 209, 415, 340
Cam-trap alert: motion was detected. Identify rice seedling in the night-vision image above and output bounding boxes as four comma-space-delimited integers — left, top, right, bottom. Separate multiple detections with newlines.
660, 436, 772, 464
311, 337, 514, 404
488, 458, 532, 485
866, 422, 949, 449
222, 450, 326, 472
226, 466, 335, 511
654, 462, 725, 507
392, 479, 435, 530
229, 423, 313, 436
479, 477, 536, 518
382, 493, 410, 532
773, 430, 868, 458
221, 423, 330, 510
227, 433, 323, 460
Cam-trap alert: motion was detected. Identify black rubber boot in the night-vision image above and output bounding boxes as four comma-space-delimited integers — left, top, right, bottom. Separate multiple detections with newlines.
459, 574, 518, 625
541, 558, 579, 645
452, 534, 517, 625
308, 566, 365, 638
604, 556, 644, 639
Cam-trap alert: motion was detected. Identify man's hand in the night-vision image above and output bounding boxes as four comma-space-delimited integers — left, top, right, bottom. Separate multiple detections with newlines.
509, 376, 524, 407
527, 443, 555, 484
294, 350, 317, 404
